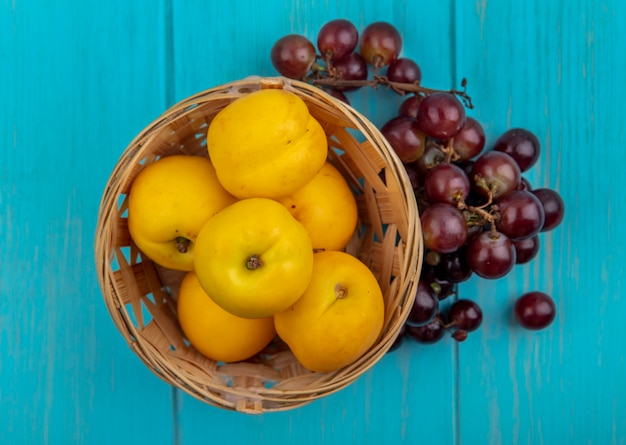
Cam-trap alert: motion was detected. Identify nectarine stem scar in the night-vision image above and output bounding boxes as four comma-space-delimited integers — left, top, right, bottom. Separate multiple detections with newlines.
335, 284, 348, 299
176, 237, 190, 254
246, 254, 263, 270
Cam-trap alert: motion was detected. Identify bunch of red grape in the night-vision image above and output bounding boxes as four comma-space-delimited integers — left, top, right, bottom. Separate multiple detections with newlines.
270, 20, 565, 348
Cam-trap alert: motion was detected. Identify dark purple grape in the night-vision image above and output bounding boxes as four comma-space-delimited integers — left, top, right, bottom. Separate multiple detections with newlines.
514, 291, 556, 330
434, 281, 456, 300
406, 281, 439, 327
453, 117, 486, 160
419, 267, 456, 300
403, 162, 421, 190
466, 231, 516, 279
495, 190, 545, 240
455, 163, 491, 206
435, 248, 472, 283
322, 87, 350, 105
532, 188, 565, 231
359, 21, 402, 67
398, 95, 422, 118
517, 177, 533, 191
406, 317, 445, 344
493, 128, 541, 172
387, 57, 422, 84
513, 235, 540, 264
447, 299, 483, 332
331, 52, 368, 91
424, 162, 471, 205
412, 144, 445, 177
471, 151, 521, 199
425, 249, 442, 267
455, 171, 487, 208
420, 203, 468, 254
455, 159, 475, 178
270, 34, 317, 79
381, 116, 426, 163
317, 19, 359, 61
416, 92, 466, 141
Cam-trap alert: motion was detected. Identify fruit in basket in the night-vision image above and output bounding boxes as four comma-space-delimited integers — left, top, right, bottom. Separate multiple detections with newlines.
193, 198, 314, 319
177, 271, 276, 362
277, 161, 358, 251
127, 155, 237, 271
207, 89, 328, 199
274, 251, 384, 372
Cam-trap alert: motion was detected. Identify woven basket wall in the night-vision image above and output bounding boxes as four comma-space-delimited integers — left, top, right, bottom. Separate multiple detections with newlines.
94, 76, 423, 413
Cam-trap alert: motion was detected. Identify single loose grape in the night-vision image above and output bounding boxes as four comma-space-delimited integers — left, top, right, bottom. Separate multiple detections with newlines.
514, 291, 556, 330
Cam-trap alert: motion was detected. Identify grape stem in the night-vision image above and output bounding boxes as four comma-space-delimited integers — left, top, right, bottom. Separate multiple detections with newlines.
440, 138, 460, 163
309, 75, 474, 109
321, 52, 338, 77
457, 191, 499, 235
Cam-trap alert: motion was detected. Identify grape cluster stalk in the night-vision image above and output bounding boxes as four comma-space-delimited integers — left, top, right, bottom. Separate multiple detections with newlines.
270, 20, 565, 347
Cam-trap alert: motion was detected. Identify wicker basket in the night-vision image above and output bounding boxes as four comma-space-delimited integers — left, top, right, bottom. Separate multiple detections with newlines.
95, 76, 423, 413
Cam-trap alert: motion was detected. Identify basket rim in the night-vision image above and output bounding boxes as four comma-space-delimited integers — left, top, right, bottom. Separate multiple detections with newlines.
94, 75, 423, 413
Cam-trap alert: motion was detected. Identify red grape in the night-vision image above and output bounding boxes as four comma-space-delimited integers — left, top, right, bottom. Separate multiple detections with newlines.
453, 117, 486, 160
416, 92, 466, 141
331, 52, 368, 90
359, 21, 402, 67
514, 291, 556, 330
424, 162, 471, 205
412, 144, 445, 177
513, 235, 540, 264
531, 188, 565, 231
420, 203, 468, 253
406, 281, 439, 327
434, 280, 456, 300
455, 159, 475, 178
435, 248, 472, 283
406, 318, 445, 344
322, 87, 350, 105
381, 116, 426, 163
517, 177, 533, 191
471, 151, 521, 199
317, 19, 359, 61
404, 162, 421, 190
270, 34, 316, 79
398, 95, 422, 118
493, 128, 541, 172
387, 57, 422, 84
466, 231, 516, 279
447, 299, 483, 332
495, 190, 545, 240
420, 267, 456, 300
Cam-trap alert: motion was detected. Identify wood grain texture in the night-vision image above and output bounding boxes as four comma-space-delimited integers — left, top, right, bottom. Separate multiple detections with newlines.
454, 1, 626, 444
1, 1, 174, 444
1, 0, 625, 443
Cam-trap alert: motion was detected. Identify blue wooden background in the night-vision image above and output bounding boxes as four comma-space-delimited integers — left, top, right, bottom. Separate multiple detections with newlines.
2, 1, 625, 444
